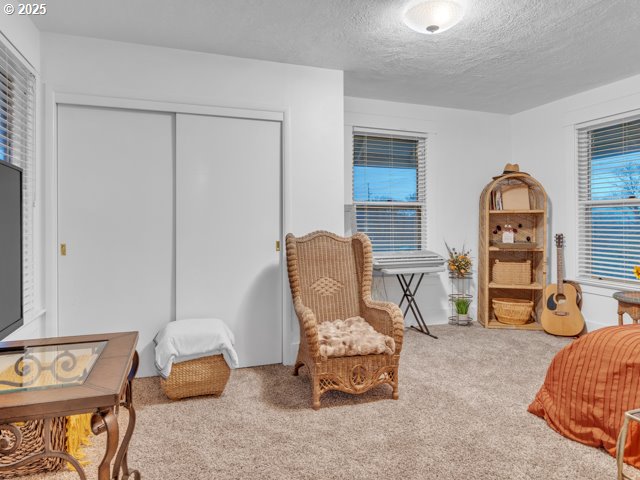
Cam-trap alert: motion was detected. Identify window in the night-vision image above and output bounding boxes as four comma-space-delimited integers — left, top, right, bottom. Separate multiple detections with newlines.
0, 40, 35, 315
577, 117, 640, 284
352, 129, 427, 252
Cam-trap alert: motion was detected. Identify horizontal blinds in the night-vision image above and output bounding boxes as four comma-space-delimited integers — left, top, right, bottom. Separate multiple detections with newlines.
577, 118, 640, 283
352, 129, 427, 252
0, 40, 35, 314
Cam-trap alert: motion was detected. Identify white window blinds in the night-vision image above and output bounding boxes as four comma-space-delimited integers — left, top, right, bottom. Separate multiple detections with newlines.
0, 40, 35, 314
577, 117, 640, 284
352, 128, 427, 252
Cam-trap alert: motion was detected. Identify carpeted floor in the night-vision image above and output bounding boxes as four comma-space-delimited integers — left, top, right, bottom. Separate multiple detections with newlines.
25, 323, 640, 479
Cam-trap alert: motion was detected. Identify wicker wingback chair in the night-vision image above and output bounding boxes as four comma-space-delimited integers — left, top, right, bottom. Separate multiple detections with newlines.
286, 230, 404, 410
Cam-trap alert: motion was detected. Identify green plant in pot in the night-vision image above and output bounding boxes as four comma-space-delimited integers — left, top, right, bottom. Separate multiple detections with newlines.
454, 297, 471, 323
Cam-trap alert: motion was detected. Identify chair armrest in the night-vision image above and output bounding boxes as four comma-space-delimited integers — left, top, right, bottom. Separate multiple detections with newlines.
293, 298, 321, 359
362, 300, 404, 354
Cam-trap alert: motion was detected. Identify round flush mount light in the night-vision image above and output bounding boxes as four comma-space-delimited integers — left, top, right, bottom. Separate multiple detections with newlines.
403, 0, 464, 34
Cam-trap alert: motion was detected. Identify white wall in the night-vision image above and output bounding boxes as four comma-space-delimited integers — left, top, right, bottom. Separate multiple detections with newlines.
345, 97, 511, 325
0, 17, 50, 341
511, 73, 640, 331
0, 14, 40, 69
40, 33, 344, 367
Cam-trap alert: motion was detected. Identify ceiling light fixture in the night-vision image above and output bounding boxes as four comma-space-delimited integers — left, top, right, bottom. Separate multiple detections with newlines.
403, 0, 464, 35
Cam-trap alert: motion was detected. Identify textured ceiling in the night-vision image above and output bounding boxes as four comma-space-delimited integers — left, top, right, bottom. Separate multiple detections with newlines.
33, 0, 640, 113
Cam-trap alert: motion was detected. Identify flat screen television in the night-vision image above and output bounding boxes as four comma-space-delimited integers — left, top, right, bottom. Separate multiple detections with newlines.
0, 161, 23, 338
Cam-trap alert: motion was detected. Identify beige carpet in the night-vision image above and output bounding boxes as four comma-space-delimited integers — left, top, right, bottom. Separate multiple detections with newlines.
25, 323, 640, 479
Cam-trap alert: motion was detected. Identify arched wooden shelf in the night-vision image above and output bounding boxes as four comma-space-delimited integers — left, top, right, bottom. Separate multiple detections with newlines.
478, 172, 548, 330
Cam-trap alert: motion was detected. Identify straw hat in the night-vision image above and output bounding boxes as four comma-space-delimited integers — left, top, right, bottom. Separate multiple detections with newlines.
493, 163, 528, 179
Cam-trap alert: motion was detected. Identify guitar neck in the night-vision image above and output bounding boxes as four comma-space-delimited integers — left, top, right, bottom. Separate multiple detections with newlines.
557, 245, 565, 293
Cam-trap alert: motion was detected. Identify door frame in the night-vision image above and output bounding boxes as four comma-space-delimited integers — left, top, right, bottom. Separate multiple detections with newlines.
45, 89, 293, 365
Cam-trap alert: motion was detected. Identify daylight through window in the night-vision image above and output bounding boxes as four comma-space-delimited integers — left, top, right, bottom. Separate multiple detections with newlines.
352, 130, 427, 252
577, 117, 640, 284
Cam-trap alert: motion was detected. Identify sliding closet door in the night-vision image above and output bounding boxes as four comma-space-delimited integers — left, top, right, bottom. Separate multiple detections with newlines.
176, 114, 282, 367
57, 105, 174, 377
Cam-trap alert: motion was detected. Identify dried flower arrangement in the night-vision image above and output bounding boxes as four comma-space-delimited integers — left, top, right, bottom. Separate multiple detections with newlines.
445, 242, 472, 277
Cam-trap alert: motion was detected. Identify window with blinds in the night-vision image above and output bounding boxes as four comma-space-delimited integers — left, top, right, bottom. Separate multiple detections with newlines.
352, 129, 427, 252
0, 40, 35, 315
577, 117, 640, 284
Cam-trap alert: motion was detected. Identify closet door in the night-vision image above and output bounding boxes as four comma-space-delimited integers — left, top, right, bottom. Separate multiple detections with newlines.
57, 105, 174, 377
176, 114, 282, 367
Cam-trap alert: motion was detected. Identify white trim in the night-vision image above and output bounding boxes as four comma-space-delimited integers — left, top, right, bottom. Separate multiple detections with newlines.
575, 110, 640, 130
53, 93, 284, 122
45, 90, 293, 364
0, 31, 37, 75
580, 278, 640, 293
280, 108, 295, 365
350, 126, 428, 252
585, 318, 613, 332
572, 113, 640, 289
562, 92, 640, 127
345, 111, 436, 251
345, 111, 437, 135
353, 126, 429, 138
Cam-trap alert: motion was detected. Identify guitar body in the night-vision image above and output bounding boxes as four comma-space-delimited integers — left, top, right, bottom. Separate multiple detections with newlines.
541, 233, 585, 337
541, 279, 585, 336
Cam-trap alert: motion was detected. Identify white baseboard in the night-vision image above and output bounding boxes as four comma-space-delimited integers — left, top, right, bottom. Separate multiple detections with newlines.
585, 318, 617, 332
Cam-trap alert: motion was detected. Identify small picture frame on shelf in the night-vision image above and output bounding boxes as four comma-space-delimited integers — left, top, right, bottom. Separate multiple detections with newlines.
502, 226, 515, 243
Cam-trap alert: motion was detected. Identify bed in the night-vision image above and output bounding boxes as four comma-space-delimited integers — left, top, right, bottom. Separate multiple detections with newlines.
529, 325, 640, 467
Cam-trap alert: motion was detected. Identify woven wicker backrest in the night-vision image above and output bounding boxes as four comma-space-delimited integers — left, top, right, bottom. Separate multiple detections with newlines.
286, 231, 368, 323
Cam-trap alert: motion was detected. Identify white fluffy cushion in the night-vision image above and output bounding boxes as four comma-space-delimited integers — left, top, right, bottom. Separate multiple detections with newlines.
317, 316, 395, 359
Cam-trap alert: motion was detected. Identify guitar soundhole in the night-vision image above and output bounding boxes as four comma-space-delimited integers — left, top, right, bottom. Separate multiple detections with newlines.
555, 293, 566, 305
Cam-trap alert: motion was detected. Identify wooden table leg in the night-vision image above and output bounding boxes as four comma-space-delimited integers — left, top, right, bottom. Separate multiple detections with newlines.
92, 408, 119, 480
617, 414, 630, 480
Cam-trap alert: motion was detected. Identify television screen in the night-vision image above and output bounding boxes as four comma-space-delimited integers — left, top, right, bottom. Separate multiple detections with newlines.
0, 161, 23, 338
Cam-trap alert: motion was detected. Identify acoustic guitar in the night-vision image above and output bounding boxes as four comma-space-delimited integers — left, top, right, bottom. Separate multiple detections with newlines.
541, 234, 585, 337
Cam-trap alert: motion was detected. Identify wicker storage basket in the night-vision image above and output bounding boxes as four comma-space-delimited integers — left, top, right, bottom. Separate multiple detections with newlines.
492, 260, 531, 285
492, 298, 534, 325
0, 418, 67, 478
161, 354, 230, 400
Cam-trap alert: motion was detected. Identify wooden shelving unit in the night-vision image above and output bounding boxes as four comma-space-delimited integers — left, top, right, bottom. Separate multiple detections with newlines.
478, 172, 548, 330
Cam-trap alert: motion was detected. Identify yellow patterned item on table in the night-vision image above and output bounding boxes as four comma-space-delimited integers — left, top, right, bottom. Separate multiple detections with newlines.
0, 354, 95, 469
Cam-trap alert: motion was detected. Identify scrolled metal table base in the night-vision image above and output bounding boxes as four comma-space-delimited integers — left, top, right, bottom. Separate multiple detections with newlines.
0, 351, 141, 480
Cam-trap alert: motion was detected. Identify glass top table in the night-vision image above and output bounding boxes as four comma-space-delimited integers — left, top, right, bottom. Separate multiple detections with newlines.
0, 341, 106, 394
0, 332, 140, 480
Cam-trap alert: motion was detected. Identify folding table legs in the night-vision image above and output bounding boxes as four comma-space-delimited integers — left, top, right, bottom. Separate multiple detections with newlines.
397, 273, 438, 339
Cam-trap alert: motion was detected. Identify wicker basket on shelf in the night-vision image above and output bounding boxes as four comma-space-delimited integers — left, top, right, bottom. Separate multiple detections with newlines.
161, 354, 230, 400
0, 418, 67, 478
492, 298, 534, 325
492, 260, 531, 285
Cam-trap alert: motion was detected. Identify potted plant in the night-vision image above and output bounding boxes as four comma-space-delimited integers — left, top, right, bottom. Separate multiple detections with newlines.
445, 242, 472, 278
454, 297, 471, 323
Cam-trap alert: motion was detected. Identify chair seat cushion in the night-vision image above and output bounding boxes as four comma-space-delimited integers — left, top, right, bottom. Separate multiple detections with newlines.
318, 316, 395, 359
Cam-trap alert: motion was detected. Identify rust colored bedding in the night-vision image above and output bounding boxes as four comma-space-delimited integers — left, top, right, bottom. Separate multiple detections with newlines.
529, 325, 640, 466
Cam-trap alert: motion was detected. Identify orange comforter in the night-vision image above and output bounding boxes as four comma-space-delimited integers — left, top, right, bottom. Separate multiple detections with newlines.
529, 325, 640, 466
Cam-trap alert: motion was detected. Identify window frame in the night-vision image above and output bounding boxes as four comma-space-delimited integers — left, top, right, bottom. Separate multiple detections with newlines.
576, 114, 640, 288
0, 37, 36, 317
351, 127, 428, 253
